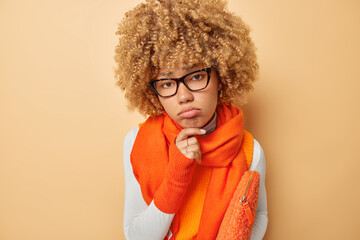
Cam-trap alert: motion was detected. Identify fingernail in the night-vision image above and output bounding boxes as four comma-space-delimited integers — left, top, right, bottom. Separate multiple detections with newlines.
200, 129, 206, 134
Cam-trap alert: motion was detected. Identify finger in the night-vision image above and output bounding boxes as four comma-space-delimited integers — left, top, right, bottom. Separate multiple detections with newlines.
176, 136, 198, 150
183, 144, 201, 162
176, 139, 188, 149
194, 152, 201, 163
184, 144, 200, 153
187, 137, 198, 146
185, 151, 201, 163
176, 128, 206, 143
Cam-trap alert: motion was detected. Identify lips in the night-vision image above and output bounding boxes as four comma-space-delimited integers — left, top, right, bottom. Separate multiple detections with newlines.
178, 108, 201, 118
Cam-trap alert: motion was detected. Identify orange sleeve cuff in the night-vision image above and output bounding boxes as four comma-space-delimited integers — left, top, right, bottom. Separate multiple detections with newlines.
154, 143, 196, 214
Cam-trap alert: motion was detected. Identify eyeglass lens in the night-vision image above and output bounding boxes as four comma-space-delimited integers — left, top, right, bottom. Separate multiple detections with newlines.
154, 70, 209, 97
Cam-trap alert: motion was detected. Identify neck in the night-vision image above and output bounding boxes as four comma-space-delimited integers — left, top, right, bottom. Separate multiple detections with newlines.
201, 112, 217, 135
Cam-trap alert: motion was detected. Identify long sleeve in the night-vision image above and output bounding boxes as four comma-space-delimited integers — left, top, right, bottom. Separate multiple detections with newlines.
123, 127, 174, 240
249, 139, 268, 240
123, 127, 196, 240
123, 127, 268, 240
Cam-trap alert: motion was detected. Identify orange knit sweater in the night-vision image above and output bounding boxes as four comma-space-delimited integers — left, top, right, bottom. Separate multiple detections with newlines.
175, 130, 254, 239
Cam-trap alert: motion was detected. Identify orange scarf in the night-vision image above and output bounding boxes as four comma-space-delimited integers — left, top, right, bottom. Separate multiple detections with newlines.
131, 102, 249, 239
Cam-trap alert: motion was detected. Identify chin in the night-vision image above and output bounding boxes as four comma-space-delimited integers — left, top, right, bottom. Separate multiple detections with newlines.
179, 118, 204, 129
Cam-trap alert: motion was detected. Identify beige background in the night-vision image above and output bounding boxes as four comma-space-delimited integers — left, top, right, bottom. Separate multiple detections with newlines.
1, 0, 359, 239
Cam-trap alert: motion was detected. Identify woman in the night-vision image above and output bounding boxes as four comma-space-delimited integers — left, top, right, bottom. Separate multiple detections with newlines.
114, 0, 268, 239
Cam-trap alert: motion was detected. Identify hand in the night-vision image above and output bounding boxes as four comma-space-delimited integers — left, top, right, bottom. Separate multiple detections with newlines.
175, 128, 206, 163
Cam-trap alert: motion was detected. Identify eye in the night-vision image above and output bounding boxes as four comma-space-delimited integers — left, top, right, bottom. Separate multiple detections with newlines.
191, 73, 204, 81
159, 81, 175, 89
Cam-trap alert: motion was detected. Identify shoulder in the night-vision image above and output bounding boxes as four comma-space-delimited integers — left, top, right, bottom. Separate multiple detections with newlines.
123, 126, 140, 165
249, 138, 266, 171
124, 126, 140, 148
123, 126, 140, 177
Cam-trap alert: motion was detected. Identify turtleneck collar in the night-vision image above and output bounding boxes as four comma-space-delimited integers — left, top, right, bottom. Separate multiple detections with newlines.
201, 112, 217, 135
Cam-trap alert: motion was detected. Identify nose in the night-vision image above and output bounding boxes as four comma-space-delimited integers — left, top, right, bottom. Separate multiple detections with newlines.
177, 82, 194, 104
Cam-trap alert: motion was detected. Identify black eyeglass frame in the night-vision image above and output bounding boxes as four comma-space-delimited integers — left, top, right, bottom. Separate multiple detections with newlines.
149, 64, 217, 98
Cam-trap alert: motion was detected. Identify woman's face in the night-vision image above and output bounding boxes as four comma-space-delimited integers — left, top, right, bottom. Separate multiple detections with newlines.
156, 62, 221, 129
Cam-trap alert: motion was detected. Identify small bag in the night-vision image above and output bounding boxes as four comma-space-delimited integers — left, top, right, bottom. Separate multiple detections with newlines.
216, 171, 260, 240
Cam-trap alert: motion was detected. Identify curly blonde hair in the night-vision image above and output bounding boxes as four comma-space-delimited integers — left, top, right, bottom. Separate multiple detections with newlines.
114, 0, 258, 116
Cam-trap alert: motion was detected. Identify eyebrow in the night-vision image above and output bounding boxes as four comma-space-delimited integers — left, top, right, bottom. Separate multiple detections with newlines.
158, 72, 173, 77
158, 64, 198, 77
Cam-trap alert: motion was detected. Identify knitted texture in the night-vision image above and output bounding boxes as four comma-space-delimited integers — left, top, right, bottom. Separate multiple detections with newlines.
176, 165, 212, 239
174, 131, 255, 239
154, 142, 196, 213
131, 103, 252, 239
216, 171, 260, 240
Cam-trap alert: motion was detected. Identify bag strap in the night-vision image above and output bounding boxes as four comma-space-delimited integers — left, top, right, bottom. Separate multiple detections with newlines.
242, 130, 254, 170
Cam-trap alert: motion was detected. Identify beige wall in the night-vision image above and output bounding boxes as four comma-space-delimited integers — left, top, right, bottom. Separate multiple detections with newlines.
1, 0, 359, 239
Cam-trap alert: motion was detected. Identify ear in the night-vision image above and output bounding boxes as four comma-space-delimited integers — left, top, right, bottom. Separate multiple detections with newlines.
217, 82, 224, 99
218, 81, 223, 91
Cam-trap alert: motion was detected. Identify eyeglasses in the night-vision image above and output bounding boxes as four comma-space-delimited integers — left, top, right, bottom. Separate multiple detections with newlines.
149, 65, 216, 97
